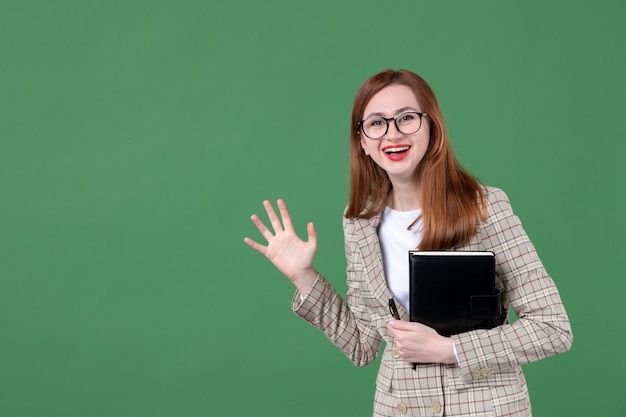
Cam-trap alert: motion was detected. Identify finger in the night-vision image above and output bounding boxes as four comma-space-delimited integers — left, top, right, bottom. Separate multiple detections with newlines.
388, 319, 416, 331
307, 222, 318, 246
250, 214, 275, 241
276, 199, 295, 231
263, 200, 284, 233
243, 237, 268, 256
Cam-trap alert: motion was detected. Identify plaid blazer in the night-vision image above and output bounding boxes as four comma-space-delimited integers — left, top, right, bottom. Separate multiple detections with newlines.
293, 187, 572, 417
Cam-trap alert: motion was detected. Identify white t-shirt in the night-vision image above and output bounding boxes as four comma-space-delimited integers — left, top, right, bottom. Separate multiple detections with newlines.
378, 206, 423, 312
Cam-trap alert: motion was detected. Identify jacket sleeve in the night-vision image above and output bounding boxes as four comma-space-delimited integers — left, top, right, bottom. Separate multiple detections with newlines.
451, 188, 573, 383
291, 217, 383, 368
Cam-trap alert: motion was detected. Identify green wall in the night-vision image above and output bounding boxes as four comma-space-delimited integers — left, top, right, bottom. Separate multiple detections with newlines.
2, 0, 624, 416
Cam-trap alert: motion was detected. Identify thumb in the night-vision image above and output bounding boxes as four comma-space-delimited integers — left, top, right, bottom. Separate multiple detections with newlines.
388, 319, 415, 330
307, 222, 318, 246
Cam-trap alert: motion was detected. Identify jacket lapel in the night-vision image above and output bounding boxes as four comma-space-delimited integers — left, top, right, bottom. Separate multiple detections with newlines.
356, 214, 410, 321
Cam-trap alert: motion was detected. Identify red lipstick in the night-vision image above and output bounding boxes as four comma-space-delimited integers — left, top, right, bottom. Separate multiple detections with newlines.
382, 145, 411, 161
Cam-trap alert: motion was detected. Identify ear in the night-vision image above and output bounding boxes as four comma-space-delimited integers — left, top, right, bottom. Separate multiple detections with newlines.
360, 137, 369, 155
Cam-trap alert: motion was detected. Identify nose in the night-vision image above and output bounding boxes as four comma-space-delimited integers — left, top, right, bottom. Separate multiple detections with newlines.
384, 120, 403, 139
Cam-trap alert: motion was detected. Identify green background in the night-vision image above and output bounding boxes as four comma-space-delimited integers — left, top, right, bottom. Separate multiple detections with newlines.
2, 0, 624, 416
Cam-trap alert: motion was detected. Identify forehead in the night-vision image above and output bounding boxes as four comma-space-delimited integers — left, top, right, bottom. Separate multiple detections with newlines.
363, 84, 420, 117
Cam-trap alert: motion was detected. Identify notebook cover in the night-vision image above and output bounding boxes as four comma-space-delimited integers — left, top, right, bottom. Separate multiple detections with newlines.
409, 251, 500, 336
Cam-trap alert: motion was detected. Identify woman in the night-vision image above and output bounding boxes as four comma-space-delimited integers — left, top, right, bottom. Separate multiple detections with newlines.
244, 69, 572, 416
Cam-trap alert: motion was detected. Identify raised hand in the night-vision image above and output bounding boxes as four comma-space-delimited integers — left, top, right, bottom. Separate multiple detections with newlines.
244, 199, 319, 295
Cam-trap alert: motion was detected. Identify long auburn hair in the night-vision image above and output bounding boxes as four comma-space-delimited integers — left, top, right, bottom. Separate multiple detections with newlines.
344, 69, 486, 250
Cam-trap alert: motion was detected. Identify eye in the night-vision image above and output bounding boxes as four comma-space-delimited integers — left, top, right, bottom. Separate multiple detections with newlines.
398, 113, 416, 123
365, 118, 385, 128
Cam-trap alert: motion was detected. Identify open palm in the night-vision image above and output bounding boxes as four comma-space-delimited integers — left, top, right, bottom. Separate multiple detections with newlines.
244, 199, 318, 289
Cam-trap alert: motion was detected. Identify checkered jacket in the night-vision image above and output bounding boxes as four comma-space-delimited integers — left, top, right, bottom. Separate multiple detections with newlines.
292, 186, 572, 416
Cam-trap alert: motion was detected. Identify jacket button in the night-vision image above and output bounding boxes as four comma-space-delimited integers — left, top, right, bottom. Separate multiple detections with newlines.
431, 401, 442, 413
391, 349, 401, 359
397, 402, 407, 414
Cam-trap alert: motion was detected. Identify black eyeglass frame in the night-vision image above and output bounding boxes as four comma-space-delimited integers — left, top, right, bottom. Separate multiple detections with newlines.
357, 111, 428, 140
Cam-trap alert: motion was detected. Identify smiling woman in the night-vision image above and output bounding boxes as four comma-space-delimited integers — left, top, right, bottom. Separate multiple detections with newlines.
346, 71, 487, 250
244, 69, 572, 417
357, 85, 431, 190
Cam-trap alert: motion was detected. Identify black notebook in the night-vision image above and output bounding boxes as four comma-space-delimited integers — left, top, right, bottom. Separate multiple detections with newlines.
409, 251, 501, 336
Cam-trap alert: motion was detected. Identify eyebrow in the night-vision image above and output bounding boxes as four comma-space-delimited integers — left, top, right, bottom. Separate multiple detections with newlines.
363, 106, 420, 119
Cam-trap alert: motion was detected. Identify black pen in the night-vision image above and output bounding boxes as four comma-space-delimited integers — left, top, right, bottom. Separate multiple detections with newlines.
388, 298, 400, 320
388, 298, 417, 371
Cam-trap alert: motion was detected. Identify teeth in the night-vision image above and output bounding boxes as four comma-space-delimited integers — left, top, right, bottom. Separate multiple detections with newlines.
385, 146, 410, 154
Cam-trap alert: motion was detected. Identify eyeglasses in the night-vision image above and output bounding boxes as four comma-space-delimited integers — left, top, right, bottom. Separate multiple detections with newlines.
357, 111, 427, 140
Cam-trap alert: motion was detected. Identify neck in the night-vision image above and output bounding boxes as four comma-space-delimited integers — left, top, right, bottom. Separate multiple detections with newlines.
389, 180, 421, 211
